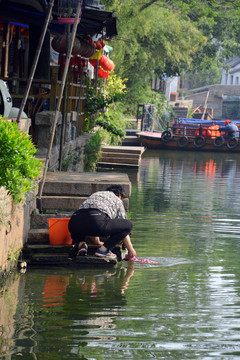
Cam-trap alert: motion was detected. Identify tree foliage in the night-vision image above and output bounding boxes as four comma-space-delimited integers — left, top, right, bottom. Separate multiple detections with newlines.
102, 0, 240, 109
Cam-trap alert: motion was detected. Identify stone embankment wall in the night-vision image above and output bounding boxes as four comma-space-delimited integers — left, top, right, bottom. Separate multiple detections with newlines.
35, 111, 91, 171
0, 187, 36, 280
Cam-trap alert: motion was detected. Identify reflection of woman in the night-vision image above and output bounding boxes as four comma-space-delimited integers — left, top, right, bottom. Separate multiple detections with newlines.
77, 266, 135, 297
68, 185, 136, 260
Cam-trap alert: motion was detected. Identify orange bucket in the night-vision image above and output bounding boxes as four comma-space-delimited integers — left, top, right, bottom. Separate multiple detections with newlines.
48, 218, 72, 245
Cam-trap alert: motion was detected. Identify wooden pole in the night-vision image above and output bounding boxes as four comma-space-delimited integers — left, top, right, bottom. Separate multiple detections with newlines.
3, 24, 10, 78
16, 0, 55, 123
76, 70, 84, 135
59, 24, 70, 171
37, 0, 83, 210
201, 91, 210, 120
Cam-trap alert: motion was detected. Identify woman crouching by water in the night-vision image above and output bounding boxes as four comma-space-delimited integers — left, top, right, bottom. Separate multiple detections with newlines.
68, 185, 136, 260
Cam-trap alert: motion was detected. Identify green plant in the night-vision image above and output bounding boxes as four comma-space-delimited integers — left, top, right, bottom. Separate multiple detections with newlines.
0, 197, 9, 225
0, 117, 43, 203
96, 118, 125, 137
83, 130, 103, 171
61, 150, 80, 170
85, 73, 127, 131
7, 244, 20, 261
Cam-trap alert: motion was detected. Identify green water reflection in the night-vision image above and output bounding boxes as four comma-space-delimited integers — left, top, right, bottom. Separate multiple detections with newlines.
1, 150, 240, 359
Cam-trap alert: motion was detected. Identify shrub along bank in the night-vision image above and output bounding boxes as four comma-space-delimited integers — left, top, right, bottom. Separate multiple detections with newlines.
0, 116, 43, 280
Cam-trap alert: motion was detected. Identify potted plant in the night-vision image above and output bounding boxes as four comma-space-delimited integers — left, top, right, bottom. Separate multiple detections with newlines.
57, 0, 81, 24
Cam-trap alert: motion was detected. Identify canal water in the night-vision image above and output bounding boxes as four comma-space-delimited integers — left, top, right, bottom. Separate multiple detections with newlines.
1, 150, 240, 359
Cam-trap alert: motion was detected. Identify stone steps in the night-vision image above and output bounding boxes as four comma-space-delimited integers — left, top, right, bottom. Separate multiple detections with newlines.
173, 106, 189, 118
41, 195, 86, 211
99, 155, 140, 165
97, 161, 139, 169
122, 135, 140, 146
42, 171, 131, 197
37, 171, 131, 213
98, 145, 145, 168
101, 145, 144, 154
22, 244, 118, 267
31, 212, 72, 229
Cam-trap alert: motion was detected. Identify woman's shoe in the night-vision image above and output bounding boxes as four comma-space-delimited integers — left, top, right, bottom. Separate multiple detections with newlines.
77, 242, 88, 256
94, 248, 117, 259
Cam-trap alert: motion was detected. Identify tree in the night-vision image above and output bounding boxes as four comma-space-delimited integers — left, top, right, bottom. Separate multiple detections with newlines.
102, 0, 206, 112
102, 0, 240, 111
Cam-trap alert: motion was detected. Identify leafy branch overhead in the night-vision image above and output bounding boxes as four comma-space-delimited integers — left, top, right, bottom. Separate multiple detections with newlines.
101, 0, 240, 109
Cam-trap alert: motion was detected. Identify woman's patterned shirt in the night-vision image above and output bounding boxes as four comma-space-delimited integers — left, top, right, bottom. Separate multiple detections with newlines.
80, 191, 126, 219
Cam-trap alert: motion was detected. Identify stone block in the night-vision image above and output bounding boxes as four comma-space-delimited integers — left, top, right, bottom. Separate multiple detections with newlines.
43, 171, 131, 197
28, 229, 49, 244
35, 111, 62, 148
41, 196, 86, 211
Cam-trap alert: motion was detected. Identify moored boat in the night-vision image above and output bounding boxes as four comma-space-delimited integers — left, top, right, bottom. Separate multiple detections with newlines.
138, 118, 240, 152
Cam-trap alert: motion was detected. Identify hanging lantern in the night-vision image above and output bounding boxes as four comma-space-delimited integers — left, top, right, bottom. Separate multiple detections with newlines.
105, 58, 115, 72
90, 48, 103, 60
98, 67, 109, 78
99, 55, 108, 68
94, 38, 106, 50
98, 55, 115, 72
52, 34, 81, 55
78, 38, 95, 58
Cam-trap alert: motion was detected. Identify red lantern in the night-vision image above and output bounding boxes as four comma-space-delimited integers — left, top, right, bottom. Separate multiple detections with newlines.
98, 67, 109, 78
99, 55, 108, 68
98, 55, 115, 72
105, 58, 115, 71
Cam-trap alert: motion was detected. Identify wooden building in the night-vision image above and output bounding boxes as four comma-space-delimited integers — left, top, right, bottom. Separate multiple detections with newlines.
0, 0, 117, 136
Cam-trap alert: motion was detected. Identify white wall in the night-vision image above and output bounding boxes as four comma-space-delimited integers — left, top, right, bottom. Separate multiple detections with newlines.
221, 69, 240, 85
165, 76, 179, 100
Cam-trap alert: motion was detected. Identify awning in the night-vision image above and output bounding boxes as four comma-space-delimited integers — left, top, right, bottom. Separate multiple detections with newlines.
51, 6, 117, 38
0, 0, 48, 13
0, 0, 117, 38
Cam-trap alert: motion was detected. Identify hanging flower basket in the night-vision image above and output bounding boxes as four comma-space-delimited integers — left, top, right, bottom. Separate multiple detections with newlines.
58, 17, 80, 24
